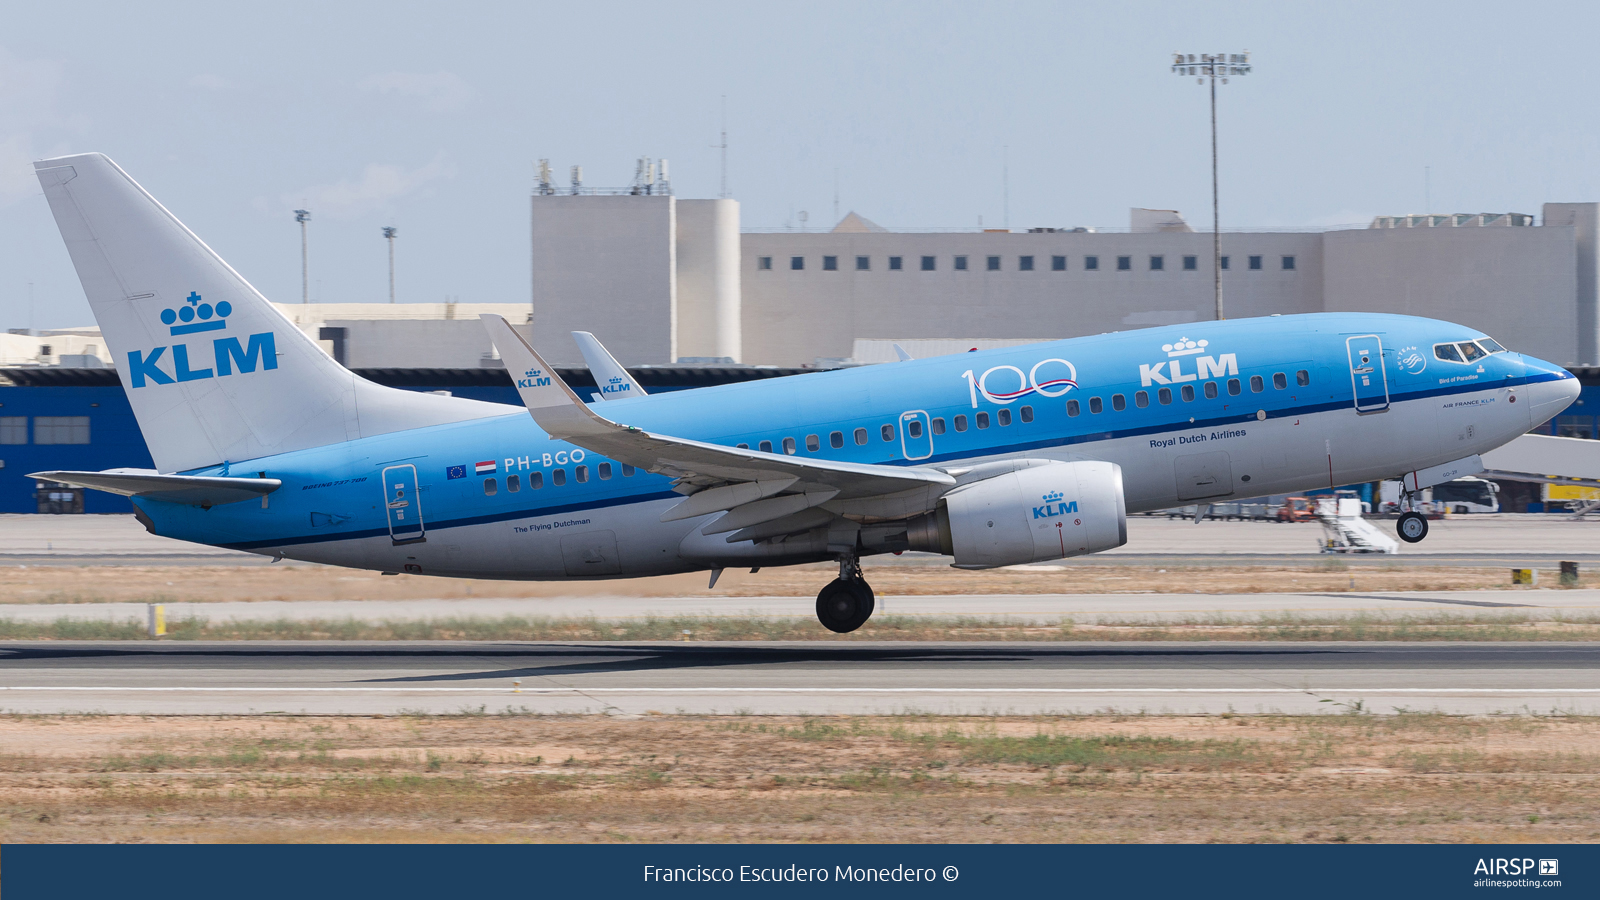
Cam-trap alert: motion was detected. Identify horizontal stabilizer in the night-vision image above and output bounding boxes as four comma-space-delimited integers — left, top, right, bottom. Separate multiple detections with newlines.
29, 469, 280, 508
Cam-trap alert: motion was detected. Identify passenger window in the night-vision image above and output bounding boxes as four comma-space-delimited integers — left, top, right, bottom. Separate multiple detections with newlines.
1203, 382, 1218, 399
1434, 343, 1462, 362
1273, 372, 1287, 389
954, 415, 968, 431
1227, 378, 1241, 396
881, 424, 895, 441
1019, 406, 1033, 423
483, 477, 498, 496
829, 431, 844, 448
530, 471, 544, 489
1181, 385, 1195, 402
976, 412, 990, 428
854, 427, 868, 445
932, 417, 947, 434
1250, 375, 1264, 392
805, 434, 820, 452
621, 465, 634, 477
507, 474, 521, 492
1460, 342, 1485, 362
759, 440, 773, 453
1067, 399, 1080, 416
1111, 394, 1126, 411
552, 469, 566, 486
575, 465, 588, 483
997, 409, 1011, 426
1296, 369, 1311, 386
1089, 396, 1103, 414
1158, 387, 1172, 405
782, 437, 797, 455
1135, 391, 1149, 408
908, 419, 924, 438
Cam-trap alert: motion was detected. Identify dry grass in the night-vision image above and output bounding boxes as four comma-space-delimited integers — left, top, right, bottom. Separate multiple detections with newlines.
2, 561, 1596, 606
3, 713, 1599, 843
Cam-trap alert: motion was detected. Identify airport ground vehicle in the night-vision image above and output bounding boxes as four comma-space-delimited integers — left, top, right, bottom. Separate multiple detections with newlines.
27, 154, 1580, 632
1277, 497, 1315, 522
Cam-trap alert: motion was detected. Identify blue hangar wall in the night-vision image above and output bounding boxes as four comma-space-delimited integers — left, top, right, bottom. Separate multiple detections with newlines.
0, 365, 815, 514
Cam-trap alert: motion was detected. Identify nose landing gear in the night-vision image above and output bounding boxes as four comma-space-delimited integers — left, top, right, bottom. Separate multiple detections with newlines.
1396, 488, 1429, 543
816, 553, 876, 633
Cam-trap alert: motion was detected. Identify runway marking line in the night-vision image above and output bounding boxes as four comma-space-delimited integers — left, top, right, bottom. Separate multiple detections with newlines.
5, 687, 1600, 694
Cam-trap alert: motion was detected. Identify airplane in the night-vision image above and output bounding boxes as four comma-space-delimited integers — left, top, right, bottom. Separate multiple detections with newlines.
26, 153, 1581, 632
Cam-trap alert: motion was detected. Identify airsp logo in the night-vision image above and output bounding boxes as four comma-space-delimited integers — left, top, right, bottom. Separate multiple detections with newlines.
1139, 337, 1238, 387
128, 292, 277, 388
517, 367, 551, 389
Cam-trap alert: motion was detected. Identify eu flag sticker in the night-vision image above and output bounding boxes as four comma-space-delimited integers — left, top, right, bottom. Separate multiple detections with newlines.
446, 465, 466, 480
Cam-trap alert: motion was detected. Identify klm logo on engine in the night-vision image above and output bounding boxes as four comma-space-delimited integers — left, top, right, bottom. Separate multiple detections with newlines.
127, 292, 277, 388
518, 367, 551, 388
1139, 337, 1238, 387
1033, 490, 1078, 519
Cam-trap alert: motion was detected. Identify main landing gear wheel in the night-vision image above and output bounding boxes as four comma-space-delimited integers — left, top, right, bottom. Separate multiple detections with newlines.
816, 578, 876, 633
1396, 511, 1429, 543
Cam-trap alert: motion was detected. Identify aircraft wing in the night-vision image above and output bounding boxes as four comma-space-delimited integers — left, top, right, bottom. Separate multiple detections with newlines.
482, 316, 954, 526
28, 468, 281, 507
571, 331, 647, 401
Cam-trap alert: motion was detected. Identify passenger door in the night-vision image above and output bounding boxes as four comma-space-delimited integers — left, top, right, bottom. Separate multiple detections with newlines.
1346, 335, 1390, 413
382, 464, 426, 545
899, 410, 933, 460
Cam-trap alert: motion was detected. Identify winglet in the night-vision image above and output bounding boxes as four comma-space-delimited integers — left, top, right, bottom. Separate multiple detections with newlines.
572, 331, 647, 400
480, 315, 628, 440
892, 343, 914, 362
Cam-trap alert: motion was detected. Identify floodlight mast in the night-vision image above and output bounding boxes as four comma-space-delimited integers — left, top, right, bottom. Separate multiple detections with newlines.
382, 226, 398, 303
294, 209, 311, 305
1171, 51, 1250, 321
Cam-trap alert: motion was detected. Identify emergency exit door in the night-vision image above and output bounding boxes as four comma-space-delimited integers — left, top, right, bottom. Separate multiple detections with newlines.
899, 410, 933, 460
382, 464, 426, 544
1346, 334, 1390, 413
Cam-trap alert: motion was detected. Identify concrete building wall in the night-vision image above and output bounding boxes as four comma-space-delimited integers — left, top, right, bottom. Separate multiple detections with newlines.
530, 195, 675, 366
674, 199, 742, 361
740, 232, 1323, 366
1544, 203, 1600, 364
1322, 225, 1579, 364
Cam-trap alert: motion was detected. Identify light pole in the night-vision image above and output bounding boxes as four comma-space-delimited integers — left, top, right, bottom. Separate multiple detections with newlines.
1171, 51, 1250, 321
294, 209, 311, 304
382, 226, 397, 303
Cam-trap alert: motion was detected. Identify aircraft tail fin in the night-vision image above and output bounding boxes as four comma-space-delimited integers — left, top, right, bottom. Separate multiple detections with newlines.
571, 331, 647, 400
34, 153, 507, 473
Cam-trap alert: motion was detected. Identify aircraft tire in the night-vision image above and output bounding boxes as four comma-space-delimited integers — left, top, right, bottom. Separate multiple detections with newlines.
1396, 511, 1429, 543
816, 578, 876, 633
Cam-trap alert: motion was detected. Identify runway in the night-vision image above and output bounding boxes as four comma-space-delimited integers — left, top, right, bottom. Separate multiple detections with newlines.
5, 641, 1600, 716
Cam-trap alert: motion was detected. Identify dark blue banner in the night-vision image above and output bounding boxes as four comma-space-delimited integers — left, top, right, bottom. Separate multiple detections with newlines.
3, 844, 1590, 898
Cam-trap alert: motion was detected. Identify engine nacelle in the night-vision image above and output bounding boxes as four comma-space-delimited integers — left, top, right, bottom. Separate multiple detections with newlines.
907, 460, 1126, 568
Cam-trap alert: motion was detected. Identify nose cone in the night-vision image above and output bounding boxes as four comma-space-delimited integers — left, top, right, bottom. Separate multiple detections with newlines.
1523, 357, 1580, 428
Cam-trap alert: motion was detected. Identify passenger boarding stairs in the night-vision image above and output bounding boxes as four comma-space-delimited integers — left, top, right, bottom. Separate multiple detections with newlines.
1315, 497, 1399, 555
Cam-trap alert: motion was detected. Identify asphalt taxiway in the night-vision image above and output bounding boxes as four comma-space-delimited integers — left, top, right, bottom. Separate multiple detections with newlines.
4, 641, 1599, 716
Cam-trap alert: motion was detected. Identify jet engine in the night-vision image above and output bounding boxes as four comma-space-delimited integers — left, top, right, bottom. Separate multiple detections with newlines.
906, 460, 1126, 568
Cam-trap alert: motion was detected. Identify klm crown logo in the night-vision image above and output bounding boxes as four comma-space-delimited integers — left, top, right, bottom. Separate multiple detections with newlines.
1162, 337, 1208, 358
1033, 489, 1078, 520
160, 292, 233, 336
517, 367, 551, 389
600, 375, 633, 396
127, 290, 275, 389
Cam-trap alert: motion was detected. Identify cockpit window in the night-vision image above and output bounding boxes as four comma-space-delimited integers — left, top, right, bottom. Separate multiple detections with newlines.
1460, 342, 1486, 363
1478, 337, 1506, 354
1434, 343, 1462, 363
